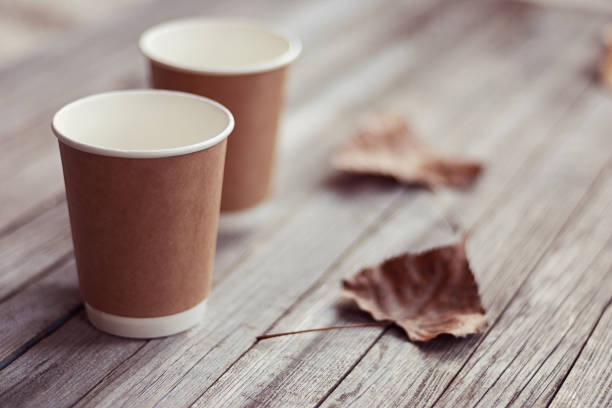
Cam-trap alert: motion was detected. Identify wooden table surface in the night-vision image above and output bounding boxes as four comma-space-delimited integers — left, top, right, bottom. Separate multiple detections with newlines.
1, 0, 611, 406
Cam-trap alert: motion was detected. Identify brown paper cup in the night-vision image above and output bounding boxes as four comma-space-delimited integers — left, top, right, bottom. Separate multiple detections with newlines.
139, 19, 301, 211
53, 90, 234, 338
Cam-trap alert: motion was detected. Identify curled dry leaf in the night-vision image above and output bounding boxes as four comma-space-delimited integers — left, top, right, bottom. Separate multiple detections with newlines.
342, 238, 486, 342
332, 112, 482, 189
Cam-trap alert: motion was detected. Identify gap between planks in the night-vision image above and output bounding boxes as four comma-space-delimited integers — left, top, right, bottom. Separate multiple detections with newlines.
547, 297, 612, 407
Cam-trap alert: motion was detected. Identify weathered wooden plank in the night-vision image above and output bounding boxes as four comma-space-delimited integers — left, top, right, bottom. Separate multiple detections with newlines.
433, 160, 612, 407
0, 202, 71, 301
0, 2, 506, 405
192, 11, 608, 407
549, 300, 612, 407
318, 92, 612, 407
0, 260, 81, 364
0, 312, 146, 407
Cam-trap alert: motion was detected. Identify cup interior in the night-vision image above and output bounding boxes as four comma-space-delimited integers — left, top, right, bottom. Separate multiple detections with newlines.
140, 19, 301, 74
53, 90, 233, 158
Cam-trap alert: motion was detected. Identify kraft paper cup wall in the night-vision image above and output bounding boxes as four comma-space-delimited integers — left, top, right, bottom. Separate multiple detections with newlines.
53, 90, 234, 338
140, 18, 301, 212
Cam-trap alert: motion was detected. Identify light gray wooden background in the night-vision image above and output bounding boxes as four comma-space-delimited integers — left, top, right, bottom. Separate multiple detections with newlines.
1, 0, 611, 406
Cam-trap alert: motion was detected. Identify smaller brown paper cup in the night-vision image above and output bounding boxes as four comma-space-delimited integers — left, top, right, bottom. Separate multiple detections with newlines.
140, 18, 301, 212
53, 90, 234, 338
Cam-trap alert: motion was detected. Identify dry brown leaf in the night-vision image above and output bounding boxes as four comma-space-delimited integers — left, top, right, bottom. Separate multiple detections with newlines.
600, 28, 612, 89
332, 112, 482, 189
342, 238, 486, 342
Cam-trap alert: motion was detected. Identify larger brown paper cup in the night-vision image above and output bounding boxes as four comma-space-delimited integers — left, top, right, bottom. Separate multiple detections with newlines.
53, 90, 234, 338
140, 18, 301, 212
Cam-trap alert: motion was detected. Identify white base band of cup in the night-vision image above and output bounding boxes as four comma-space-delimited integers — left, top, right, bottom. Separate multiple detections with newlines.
85, 299, 207, 339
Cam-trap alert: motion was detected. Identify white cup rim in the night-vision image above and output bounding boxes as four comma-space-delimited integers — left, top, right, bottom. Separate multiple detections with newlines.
52, 89, 234, 159
139, 17, 302, 75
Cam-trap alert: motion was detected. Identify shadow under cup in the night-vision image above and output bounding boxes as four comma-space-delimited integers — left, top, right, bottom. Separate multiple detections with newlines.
53, 90, 234, 338
140, 19, 302, 212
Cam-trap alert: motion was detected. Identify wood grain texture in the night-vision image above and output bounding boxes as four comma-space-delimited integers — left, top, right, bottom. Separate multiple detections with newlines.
0, 312, 146, 407
433, 155, 612, 407
549, 299, 612, 407
0, 260, 80, 365
0, 202, 71, 301
0, 0, 611, 406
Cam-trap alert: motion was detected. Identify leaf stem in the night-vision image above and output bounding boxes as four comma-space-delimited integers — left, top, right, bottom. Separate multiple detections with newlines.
256, 322, 389, 341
